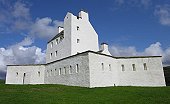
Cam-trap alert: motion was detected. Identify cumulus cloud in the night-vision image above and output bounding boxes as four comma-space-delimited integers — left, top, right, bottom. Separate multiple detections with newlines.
0, 1, 56, 79
109, 42, 170, 66
0, 0, 63, 39
154, 4, 170, 26
0, 37, 46, 79
30, 18, 63, 39
0, 0, 32, 32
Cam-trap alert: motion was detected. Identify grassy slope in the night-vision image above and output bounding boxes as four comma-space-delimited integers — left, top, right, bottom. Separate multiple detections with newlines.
0, 82, 170, 104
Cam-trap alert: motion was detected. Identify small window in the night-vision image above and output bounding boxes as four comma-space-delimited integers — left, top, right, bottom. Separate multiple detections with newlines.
77, 26, 79, 30
16, 72, 18, 76
109, 64, 111, 71
69, 65, 72, 74
121, 64, 125, 71
64, 67, 66, 75
60, 35, 64, 41
38, 71, 40, 77
56, 39, 58, 44
77, 39, 80, 43
59, 68, 61, 75
50, 53, 52, 59
144, 63, 147, 70
132, 64, 136, 71
51, 42, 53, 48
76, 64, 79, 73
55, 51, 57, 57
102, 63, 104, 71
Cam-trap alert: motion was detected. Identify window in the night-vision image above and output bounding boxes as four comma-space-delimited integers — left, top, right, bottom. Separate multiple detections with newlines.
77, 26, 79, 30
102, 63, 104, 71
144, 63, 147, 70
76, 64, 79, 73
59, 68, 62, 75
64, 67, 66, 75
132, 64, 136, 71
69, 65, 72, 74
121, 64, 125, 71
109, 64, 111, 71
16, 72, 18, 77
38, 71, 40, 77
54, 69, 57, 75
77, 39, 80, 43
56, 39, 58, 44
60, 35, 64, 41
51, 42, 53, 48
55, 51, 57, 57
50, 53, 52, 59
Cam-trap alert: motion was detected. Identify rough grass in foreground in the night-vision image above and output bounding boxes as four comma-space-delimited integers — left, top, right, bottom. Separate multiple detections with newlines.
0, 82, 170, 104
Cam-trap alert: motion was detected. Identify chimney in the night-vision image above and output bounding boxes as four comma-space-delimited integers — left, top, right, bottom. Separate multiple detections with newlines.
58, 26, 64, 33
100, 43, 111, 55
78, 10, 89, 21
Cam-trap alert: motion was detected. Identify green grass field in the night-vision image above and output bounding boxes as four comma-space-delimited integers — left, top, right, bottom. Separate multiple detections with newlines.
0, 80, 170, 104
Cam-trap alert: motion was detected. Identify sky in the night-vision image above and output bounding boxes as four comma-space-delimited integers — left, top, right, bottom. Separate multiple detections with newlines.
0, 0, 170, 79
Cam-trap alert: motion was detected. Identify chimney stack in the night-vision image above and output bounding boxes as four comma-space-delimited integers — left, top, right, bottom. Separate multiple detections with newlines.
100, 43, 111, 55
78, 10, 89, 21
58, 26, 64, 33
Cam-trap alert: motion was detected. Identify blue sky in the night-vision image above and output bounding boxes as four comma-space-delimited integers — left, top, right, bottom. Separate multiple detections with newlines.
0, 0, 170, 79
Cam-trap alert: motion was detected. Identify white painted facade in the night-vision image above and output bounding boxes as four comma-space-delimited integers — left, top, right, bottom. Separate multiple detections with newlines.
46, 11, 99, 63
6, 65, 45, 84
5, 10, 166, 87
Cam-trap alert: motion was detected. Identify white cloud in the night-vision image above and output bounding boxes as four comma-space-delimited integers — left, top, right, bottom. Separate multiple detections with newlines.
0, 0, 63, 39
0, 37, 46, 79
12, 1, 30, 19
0, 0, 63, 79
154, 4, 170, 26
109, 42, 170, 66
30, 17, 63, 39
0, 1, 32, 32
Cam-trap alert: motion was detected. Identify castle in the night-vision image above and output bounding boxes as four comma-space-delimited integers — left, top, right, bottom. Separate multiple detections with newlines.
5, 10, 166, 87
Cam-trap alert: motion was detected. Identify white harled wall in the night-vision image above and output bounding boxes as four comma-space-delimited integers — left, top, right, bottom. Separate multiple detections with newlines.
46, 11, 99, 63
6, 65, 45, 84
117, 57, 166, 86
44, 52, 90, 87
71, 11, 99, 55
89, 52, 118, 87
88, 52, 166, 87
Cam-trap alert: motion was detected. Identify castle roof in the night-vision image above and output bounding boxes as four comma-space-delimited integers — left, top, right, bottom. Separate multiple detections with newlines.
48, 30, 64, 43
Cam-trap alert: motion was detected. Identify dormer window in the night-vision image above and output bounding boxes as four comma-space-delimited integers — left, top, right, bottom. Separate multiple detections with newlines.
56, 39, 58, 44
55, 51, 57, 57
50, 53, 52, 59
51, 42, 53, 48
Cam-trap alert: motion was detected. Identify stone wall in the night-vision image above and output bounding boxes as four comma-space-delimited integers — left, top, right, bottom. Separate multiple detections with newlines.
45, 52, 90, 87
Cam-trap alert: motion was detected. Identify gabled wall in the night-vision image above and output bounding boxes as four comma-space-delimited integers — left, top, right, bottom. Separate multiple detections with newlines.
46, 11, 99, 63
71, 11, 99, 55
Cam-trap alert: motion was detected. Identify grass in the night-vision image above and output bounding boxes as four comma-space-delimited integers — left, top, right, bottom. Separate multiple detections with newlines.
0, 81, 170, 104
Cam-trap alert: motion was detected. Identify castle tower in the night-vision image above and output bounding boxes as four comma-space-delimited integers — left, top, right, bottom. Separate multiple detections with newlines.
46, 10, 99, 63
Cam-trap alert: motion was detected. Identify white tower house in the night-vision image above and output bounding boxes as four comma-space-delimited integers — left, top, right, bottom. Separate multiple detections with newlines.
46, 10, 99, 63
